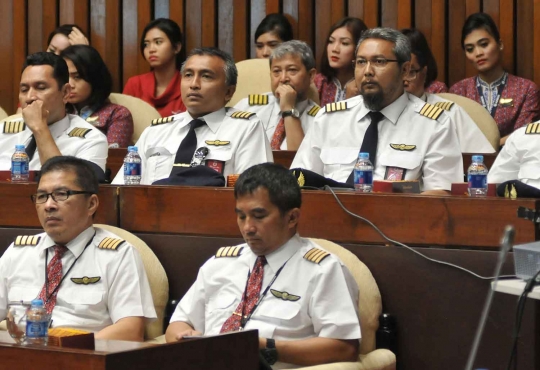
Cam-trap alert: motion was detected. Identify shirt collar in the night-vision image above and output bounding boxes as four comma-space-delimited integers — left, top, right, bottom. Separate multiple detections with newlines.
478, 71, 507, 88
185, 108, 226, 133
39, 226, 96, 259
357, 92, 408, 125
48, 114, 71, 139
247, 234, 301, 274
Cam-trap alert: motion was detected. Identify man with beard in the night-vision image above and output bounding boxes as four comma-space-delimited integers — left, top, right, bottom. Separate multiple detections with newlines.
291, 28, 463, 195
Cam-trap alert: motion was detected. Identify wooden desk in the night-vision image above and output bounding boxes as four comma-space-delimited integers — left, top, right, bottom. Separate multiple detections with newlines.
0, 183, 118, 227
0, 330, 258, 370
119, 186, 539, 248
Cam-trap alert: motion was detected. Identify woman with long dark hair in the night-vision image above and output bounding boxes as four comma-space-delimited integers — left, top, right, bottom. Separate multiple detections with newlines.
123, 18, 186, 117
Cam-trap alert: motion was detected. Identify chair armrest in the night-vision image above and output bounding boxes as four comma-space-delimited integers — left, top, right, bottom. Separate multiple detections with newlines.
299, 348, 396, 370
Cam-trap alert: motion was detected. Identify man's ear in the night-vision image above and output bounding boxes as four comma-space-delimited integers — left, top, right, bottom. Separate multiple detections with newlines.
308, 68, 317, 83
61, 83, 71, 104
88, 194, 99, 217
287, 208, 300, 229
224, 85, 236, 104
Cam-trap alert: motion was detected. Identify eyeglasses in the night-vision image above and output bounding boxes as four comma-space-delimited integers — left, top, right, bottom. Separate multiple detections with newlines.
30, 190, 95, 204
354, 57, 399, 69
407, 68, 422, 80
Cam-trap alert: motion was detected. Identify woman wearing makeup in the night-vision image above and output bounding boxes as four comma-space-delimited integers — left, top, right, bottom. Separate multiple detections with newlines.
449, 12, 540, 145
123, 18, 186, 117
254, 13, 293, 59
46, 24, 89, 55
314, 17, 368, 107
62, 45, 134, 148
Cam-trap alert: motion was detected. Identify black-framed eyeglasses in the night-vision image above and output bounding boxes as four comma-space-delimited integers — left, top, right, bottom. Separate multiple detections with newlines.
30, 190, 95, 204
353, 57, 400, 69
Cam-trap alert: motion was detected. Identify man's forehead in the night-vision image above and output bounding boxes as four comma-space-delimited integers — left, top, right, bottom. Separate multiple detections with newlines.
271, 54, 305, 69
21, 65, 55, 83
356, 38, 396, 56
184, 55, 224, 72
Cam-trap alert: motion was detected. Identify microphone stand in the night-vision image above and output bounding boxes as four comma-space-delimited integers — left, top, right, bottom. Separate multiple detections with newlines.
464, 225, 515, 370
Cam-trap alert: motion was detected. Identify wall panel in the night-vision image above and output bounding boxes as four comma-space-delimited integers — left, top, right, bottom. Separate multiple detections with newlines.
1, 0, 540, 115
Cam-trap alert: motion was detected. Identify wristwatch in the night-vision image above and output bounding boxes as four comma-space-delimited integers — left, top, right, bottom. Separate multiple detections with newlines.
281, 109, 300, 118
260, 338, 278, 365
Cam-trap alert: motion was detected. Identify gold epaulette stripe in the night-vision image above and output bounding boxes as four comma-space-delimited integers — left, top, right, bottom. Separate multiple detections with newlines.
303, 248, 330, 264
68, 127, 91, 138
525, 122, 540, 134
231, 111, 256, 119
434, 101, 454, 111
419, 103, 443, 120
151, 116, 175, 126
215, 246, 244, 258
3, 121, 26, 134
98, 237, 125, 250
14, 235, 41, 246
248, 94, 269, 105
307, 105, 321, 117
325, 101, 347, 113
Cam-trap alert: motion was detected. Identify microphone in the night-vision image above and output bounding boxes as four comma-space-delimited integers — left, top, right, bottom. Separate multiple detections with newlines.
190, 147, 209, 167
464, 225, 515, 370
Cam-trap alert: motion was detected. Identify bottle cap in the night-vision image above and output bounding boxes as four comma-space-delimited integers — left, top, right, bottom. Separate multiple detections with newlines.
472, 155, 484, 162
31, 299, 44, 307
15, 144, 25, 151
359, 152, 369, 159
131, 146, 138, 152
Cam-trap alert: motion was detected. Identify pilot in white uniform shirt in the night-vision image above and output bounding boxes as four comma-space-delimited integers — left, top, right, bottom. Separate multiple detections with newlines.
0, 227, 156, 331
170, 234, 361, 370
488, 122, 540, 189
424, 93, 495, 153
112, 108, 273, 185
234, 93, 321, 150
0, 114, 108, 171
291, 93, 463, 191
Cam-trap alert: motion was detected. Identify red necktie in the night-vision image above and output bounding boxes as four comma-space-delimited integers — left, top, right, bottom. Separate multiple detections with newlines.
220, 256, 267, 333
270, 118, 286, 150
38, 245, 68, 314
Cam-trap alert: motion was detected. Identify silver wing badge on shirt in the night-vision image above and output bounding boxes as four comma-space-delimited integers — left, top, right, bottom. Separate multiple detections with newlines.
270, 289, 301, 301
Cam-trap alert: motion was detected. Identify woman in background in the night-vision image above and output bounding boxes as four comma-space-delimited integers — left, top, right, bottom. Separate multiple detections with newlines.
47, 24, 89, 55
449, 12, 540, 145
314, 17, 368, 106
123, 18, 186, 117
61, 45, 134, 148
254, 13, 293, 58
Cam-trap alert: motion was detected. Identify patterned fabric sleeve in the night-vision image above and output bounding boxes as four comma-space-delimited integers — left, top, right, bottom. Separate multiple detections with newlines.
448, 80, 465, 95
105, 105, 134, 147
514, 80, 540, 131
426, 80, 449, 94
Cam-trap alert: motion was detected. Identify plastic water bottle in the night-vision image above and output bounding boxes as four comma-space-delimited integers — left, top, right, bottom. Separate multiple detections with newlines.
25, 299, 49, 345
468, 155, 489, 197
11, 144, 29, 182
124, 146, 142, 185
353, 152, 373, 193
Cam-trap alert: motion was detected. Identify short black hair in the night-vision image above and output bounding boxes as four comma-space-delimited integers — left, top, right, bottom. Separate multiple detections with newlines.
60, 45, 112, 109
401, 28, 438, 87
461, 12, 501, 49
22, 52, 69, 90
140, 18, 185, 69
234, 163, 301, 214
320, 17, 368, 80
47, 24, 87, 47
40, 156, 99, 195
182, 47, 238, 86
255, 13, 294, 43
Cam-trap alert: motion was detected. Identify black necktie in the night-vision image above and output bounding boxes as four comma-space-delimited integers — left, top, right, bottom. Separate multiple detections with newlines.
170, 119, 205, 176
25, 135, 37, 161
346, 111, 384, 184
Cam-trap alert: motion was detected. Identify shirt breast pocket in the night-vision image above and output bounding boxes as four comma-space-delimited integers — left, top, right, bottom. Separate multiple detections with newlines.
145, 147, 173, 182
8, 285, 40, 302
206, 148, 232, 162
379, 150, 422, 172
320, 147, 358, 180
253, 299, 302, 338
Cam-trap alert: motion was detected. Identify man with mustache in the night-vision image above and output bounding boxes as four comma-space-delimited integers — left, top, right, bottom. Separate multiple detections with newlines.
234, 40, 321, 151
112, 47, 272, 185
0, 156, 156, 341
291, 28, 463, 195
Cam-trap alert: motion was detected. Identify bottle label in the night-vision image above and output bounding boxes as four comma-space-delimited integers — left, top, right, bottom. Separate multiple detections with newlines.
354, 170, 373, 185
26, 320, 48, 338
468, 174, 487, 188
124, 162, 141, 176
11, 160, 29, 175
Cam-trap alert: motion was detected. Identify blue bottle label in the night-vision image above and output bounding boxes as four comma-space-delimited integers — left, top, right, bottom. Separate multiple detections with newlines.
124, 163, 141, 176
26, 320, 48, 338
468, 174, 487, 188
11, 160, 29, 175
354, 170, 373, 185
